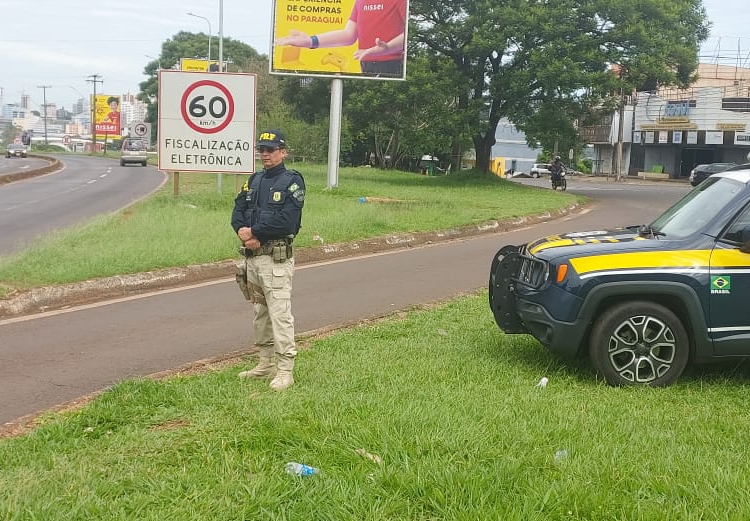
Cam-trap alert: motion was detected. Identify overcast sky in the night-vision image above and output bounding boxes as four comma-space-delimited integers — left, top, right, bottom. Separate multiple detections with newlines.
0, 0, 748, 112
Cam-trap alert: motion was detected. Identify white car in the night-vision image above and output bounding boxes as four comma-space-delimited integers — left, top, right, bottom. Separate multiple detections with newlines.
530, 163, 551, 178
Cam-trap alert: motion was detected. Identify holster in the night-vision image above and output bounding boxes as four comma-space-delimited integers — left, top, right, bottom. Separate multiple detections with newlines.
235, 266, 252, 301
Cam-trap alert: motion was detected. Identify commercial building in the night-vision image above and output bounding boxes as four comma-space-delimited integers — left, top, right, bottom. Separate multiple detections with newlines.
583, 63, 750, 179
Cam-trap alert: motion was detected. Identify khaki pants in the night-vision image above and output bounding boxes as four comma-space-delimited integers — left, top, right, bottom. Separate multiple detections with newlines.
246, 255, 296, 371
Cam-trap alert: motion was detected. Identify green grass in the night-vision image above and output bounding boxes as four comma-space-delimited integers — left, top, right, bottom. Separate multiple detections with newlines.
3, 293, 750, 519
0, 165, 582, 293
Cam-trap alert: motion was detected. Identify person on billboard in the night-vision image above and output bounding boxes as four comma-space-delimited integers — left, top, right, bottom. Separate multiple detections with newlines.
104, 96, 120, 123
102, 96, 120, 132
275, 0, 406, 77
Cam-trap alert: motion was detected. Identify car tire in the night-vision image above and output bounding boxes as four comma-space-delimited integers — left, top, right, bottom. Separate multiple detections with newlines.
120, 160, 126, 166
589, 301, 689, 387
533, 172, 539, 178
142, 161, 147, 167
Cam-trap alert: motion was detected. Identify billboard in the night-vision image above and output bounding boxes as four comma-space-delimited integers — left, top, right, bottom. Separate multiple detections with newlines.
270, 0, 408, 80
93, 94, 121, 139
180, 58, 223, 72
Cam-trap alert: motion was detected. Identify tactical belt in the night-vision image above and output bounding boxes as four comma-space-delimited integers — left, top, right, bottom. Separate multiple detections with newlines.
238, 239, 290, 258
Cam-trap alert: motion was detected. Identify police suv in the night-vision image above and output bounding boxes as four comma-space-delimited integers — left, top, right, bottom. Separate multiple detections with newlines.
490, 166, 750, 386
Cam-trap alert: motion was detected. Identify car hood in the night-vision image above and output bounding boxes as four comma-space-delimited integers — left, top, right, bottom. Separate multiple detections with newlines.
525, 227, 658, 260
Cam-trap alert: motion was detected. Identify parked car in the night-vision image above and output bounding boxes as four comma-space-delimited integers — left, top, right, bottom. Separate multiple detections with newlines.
489, 167, 750, 387
5, 143, 28, 158
530, 163, 551, 178
688, 162, 737, 186
120, 138, 148, 167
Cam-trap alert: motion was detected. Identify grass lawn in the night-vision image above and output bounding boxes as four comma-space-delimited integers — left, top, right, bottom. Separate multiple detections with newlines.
0, 165, 582, 296
2, 293, 750, 519
1, 165, 748, 518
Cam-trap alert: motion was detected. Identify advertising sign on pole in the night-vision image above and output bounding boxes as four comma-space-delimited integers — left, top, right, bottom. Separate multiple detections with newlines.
94, 94, 121, 140
180, 58, 223, 72
158, 70, 257, 173
270, 0, 409, 80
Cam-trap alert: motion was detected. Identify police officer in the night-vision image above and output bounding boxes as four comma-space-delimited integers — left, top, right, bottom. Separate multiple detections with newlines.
231, 129, 305, 391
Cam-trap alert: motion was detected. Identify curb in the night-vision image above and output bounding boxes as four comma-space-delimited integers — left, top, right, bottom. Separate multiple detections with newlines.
0, 203, 582, 319
0, 155, 61, 185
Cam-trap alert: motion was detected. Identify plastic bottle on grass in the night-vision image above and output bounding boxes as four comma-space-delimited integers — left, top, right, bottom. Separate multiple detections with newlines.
285, 462, 319, 477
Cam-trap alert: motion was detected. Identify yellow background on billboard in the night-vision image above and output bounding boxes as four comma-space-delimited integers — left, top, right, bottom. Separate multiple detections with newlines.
272, 0, 361, 75
93, 94, 120, 139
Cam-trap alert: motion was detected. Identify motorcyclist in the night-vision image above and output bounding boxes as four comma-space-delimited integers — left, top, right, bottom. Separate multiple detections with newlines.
550, 156, 565, 182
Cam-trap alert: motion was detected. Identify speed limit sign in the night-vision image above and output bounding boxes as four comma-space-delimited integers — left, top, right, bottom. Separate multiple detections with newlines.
158, 70, 257, 173
180, 80, 234, 134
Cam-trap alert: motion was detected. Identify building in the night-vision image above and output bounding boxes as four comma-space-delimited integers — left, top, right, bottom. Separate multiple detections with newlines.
490, 119, 543, 174
631, 64, 750, 178
583, 63, 750, 179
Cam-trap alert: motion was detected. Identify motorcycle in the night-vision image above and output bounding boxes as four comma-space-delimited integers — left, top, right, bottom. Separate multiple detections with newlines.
551, 170, 567, 190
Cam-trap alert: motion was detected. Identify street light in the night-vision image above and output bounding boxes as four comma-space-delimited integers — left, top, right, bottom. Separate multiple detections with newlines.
187, 12, 212, 67
144, 54, 162, 71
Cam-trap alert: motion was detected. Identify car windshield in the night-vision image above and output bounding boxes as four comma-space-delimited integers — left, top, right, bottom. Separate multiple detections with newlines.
649, 176, 746, 239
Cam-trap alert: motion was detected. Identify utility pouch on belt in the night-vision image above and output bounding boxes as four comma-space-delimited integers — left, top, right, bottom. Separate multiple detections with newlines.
272, 245, 286, 263
235, 267, 252, 300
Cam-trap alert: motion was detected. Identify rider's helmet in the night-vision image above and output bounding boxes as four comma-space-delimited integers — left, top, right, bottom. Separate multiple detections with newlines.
554, 155, 561, 162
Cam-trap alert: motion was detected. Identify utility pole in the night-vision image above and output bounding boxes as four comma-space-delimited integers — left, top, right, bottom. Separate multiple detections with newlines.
615, 88, 625, 182
37, 85, 51, 145
86, 74, 103, 154
219, 0, 224, 72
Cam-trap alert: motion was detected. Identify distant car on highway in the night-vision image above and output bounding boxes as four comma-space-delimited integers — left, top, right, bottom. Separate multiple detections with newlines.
688, 162, 737, 186
120, 138, 148, 167
5, 143, 28, 158
530, 163, 551, 178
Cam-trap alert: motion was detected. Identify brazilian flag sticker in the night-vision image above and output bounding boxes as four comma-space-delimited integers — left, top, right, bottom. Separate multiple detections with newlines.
711, 276, 731, 294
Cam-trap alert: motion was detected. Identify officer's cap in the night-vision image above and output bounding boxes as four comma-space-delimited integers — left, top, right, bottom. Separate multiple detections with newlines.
257, 129, 286, 149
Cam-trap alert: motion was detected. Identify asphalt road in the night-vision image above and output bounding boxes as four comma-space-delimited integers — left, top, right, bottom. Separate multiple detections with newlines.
0, 156, 49, 178
0, 154, 165, 255
0, 178, 691, 426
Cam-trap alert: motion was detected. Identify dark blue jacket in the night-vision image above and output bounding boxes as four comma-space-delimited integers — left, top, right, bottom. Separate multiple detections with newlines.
231, 163, 305, 243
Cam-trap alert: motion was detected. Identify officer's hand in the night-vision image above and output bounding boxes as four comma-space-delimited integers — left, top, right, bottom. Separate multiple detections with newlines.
244, 238, 261, 250
238, 227, 253, 242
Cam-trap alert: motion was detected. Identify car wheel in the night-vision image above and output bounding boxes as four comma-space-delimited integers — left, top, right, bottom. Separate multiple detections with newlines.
142, 161, 147, 167
589, 301, 689, 387
120, 160, 126, 166
533, 172, 539, 178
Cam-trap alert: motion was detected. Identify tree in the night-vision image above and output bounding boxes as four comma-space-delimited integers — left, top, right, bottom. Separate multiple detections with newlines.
344, 53, 467, 169
138, 32, 263, 139
277, 52, 468, 169
409, 0, 709, 172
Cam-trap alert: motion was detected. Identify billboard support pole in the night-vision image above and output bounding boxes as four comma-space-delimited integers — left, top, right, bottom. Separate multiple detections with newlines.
326, 78, 343, 190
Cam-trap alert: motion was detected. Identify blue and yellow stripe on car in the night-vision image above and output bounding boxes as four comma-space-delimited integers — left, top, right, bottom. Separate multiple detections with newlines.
528, 235, 645, 255
710, 248, 750, 269
569, 250, 713, 279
